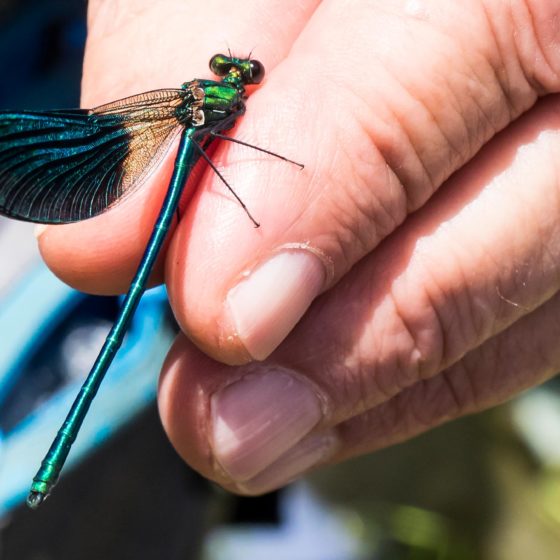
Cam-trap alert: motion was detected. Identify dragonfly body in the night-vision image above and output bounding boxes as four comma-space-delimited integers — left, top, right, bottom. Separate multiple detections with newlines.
0, 54, 268, 508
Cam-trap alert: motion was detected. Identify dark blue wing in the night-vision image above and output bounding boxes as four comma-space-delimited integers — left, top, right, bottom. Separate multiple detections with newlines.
0, 89, 187, 223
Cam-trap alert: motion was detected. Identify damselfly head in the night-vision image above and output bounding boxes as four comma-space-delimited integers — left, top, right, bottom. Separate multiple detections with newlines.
209, 54, 265, 85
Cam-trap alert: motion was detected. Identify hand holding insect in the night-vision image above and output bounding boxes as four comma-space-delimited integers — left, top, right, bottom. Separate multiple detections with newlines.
37, 1, 560, 495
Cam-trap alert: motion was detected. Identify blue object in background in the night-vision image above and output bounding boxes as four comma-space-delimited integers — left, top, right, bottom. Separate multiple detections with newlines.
0, 0, 175, 515
0, 261, 176, 514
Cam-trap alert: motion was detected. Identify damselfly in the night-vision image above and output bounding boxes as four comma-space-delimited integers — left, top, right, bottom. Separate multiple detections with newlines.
0, 54, 302, 509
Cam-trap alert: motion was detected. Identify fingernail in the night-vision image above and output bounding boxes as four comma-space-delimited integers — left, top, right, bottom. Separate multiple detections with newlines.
34, 224, 48, 239
227, 250, 325, 360
211, 368, 324, 482
237, 431, 339, 495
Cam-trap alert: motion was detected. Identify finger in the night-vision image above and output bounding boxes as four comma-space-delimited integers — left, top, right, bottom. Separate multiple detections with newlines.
166, 0, 560, 363
331, 290, 560, 468
159, 93, 560, 490
159, 290, 560, 495
37, 0, 319, 294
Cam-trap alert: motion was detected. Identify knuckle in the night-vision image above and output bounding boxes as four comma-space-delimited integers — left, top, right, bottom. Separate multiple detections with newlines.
477, 0, 560, 110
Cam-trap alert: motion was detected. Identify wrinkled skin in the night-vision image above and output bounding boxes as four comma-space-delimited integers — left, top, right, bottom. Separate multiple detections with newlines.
38, 0, 560, 494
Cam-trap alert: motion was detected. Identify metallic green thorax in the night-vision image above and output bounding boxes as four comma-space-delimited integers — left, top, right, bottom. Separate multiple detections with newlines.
25, 54, 265, 509
196, 81, 243, 114
178, 79, 244, 129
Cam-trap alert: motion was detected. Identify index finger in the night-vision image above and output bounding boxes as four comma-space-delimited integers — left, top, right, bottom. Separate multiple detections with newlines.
37, 0, 319, 294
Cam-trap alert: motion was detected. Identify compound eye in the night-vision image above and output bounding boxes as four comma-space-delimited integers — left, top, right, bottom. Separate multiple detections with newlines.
247, 59, 265, 84
209, 54, 232, 76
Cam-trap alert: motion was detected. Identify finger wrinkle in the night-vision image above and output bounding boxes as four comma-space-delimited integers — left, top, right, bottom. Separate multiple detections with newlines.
479, 0, 517, 111
384, 385, 440, 440
434, 243, 499, 350
420, 93, 466, 181
416, 268, 466, 366
337, 128, 406, 251
405, 378, 456, 430
480, 0, 543, 110
307, 79, 407, 267
461, 67, 501, 151
509, 0, 560, 93
333, 293, 560, 461
344, 128, 409, 246
368, 284, 446, 401
437, 366, 474, 419
460, 332, 522, 407
88, 0, 158, 39
371, 67, 440, 210
331, 57, 437, 212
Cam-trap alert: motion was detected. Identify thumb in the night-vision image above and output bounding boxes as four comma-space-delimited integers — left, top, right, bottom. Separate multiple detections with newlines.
166, 0, 560, 364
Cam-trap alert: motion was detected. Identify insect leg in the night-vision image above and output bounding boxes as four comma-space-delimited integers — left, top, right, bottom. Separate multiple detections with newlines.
191, 139, 260, 228
209, 131, 304, 169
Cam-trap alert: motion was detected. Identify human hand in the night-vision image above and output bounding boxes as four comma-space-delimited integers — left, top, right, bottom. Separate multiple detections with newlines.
38, 0, 560, 494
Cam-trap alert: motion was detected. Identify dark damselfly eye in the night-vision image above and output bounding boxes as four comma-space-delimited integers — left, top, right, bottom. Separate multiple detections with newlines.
209, 54, 232, 76
247, 59, 265, 84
